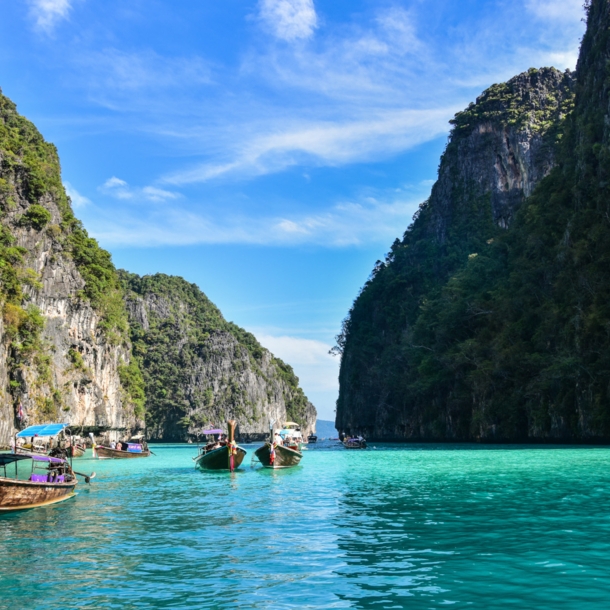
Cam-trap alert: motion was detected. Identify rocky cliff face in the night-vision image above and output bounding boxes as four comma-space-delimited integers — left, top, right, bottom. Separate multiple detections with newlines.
0, 92, 142, 446
335, 64, 584, 441
0, 92, 316, 447
121, 272, 316, 441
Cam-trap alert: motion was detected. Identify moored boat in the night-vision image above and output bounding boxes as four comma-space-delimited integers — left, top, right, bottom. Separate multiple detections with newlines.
194, 421, 246, 472
254, 421, 303, 469
70, 444, 86, 458
0, 453, 81, 512
343, 436, 367, 449
93, 434, 151, 459
307, 433, 318, 443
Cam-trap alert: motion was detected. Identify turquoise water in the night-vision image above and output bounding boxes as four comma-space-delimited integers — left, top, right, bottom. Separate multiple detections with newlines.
2, 443, 610, 609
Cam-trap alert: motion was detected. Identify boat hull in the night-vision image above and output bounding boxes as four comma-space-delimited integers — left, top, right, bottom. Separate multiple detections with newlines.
255, 443, 302, 468
95, 446, 150, 459
70, 446, 85, 458
0, 477, 77, 512
195, 445, 247, 471
343, 440, 367, 449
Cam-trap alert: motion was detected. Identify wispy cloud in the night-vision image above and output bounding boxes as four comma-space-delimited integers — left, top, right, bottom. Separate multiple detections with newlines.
258, 0, 318, 41
99, 177, 180, 203
253, 332, 338, 391
525, 0, 585, 23
80, 182, 427, 247
28, 0, 72, 33
64, 181, 91, 208
163, 107, 456, 185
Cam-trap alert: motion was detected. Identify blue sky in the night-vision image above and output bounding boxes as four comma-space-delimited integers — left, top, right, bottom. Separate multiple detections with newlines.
0, 0, 585, 420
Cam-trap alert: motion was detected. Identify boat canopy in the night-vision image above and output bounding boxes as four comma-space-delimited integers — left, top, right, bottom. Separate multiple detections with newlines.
130, 433, 145, 440
17, 423, 69, 438
203, 429, 223, 435
283, 422, 300, 428
0, 453, 33, 466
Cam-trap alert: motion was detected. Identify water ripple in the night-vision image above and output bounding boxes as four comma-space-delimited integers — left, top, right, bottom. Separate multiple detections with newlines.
2, 443, 610, 608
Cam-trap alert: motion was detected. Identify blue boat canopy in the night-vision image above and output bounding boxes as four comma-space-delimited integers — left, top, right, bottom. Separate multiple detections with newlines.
16, 423, 69, 438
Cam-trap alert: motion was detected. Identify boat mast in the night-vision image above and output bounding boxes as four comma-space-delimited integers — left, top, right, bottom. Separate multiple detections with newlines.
227, 420, 236, 472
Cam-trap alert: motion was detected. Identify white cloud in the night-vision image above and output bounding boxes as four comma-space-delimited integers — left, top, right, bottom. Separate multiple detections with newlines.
63, 182, 91, 208
525, 0, 584, 22
164, 107, 456, 185
99, 177, 180, 203
28, 0, 72, 32
82, 186, 426, 248
259, 0, 317, 41
254, 332, 339, 391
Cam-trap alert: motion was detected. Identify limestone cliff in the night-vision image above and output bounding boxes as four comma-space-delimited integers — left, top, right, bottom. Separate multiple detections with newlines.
120, 272, 316, 441
0, 91, 143, 446
335, 67, 579, 441
0, 92, 316, 447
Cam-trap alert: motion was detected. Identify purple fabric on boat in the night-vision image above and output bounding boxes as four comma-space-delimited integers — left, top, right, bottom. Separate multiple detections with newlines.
127, 444, 143, 452
202, 429, 223, 435
55, 475, 65, 483
30, 474, 48, 482
32, 455, 65, 464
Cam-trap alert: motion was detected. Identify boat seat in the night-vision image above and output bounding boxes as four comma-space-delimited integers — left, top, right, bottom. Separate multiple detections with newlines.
30, 473, 49, 482
29, 473, 66, 483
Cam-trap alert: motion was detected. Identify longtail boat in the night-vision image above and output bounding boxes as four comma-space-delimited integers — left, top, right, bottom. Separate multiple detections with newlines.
69, 443, 86, 458
93, 433, 151, 459
254, 421, 303, 469
0, 451, 94, 512
194, 421, 246, 472
343, 436, 367, 449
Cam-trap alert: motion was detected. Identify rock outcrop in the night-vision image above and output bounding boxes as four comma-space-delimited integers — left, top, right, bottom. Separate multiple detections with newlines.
121, 272, 316, 441
336, 67, 575, 441
0, 91, 316, 447
0, 92, 142, 446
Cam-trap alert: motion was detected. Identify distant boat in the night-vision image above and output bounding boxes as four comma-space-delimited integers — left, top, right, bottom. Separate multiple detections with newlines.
93, 434, 151, 459
254, 422, 303, 469
343, 436, 367, 449
307, 433, 318, 443
194, 421, 246, 472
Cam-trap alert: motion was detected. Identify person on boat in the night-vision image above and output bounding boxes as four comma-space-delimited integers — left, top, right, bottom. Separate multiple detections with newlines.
110, 440, 116, 449
274, 432, 283, 446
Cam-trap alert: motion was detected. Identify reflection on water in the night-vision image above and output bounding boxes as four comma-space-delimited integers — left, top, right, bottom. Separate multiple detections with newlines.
2, 444, 610, 608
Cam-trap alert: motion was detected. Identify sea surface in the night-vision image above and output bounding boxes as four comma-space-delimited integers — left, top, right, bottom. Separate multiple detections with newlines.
2, 443, 610, 609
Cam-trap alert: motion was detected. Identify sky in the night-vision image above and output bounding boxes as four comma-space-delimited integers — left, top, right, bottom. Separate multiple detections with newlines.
0, 0, 585, 420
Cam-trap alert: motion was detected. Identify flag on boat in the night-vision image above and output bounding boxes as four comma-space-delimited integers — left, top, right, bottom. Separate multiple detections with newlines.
17, 402, 23, 420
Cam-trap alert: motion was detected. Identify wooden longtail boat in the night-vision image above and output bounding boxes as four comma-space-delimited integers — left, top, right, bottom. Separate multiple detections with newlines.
254, 421, 303, 469
343, 436, 367, 449
194, 421, 246, 472
0, 454, 77, 512
255, 442, 302, 469
93, 434, 151, 459
69, 444, 86, 458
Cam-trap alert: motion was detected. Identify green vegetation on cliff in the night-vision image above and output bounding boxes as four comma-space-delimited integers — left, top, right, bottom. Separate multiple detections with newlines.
0, 90, 142, 419
120, 272, 313, 439
336, 2, 610, 441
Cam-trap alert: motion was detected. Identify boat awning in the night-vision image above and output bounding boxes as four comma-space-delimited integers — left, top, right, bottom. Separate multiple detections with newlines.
203, 429, 223, 435
0, 453, 33, 466
31, 455, 66, 464
284, 422, 300, 427
16, 423, 69, 438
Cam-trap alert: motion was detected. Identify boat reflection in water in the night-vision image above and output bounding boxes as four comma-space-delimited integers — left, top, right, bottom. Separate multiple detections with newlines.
194, 420, 246, 472
254, 422, 303, 469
